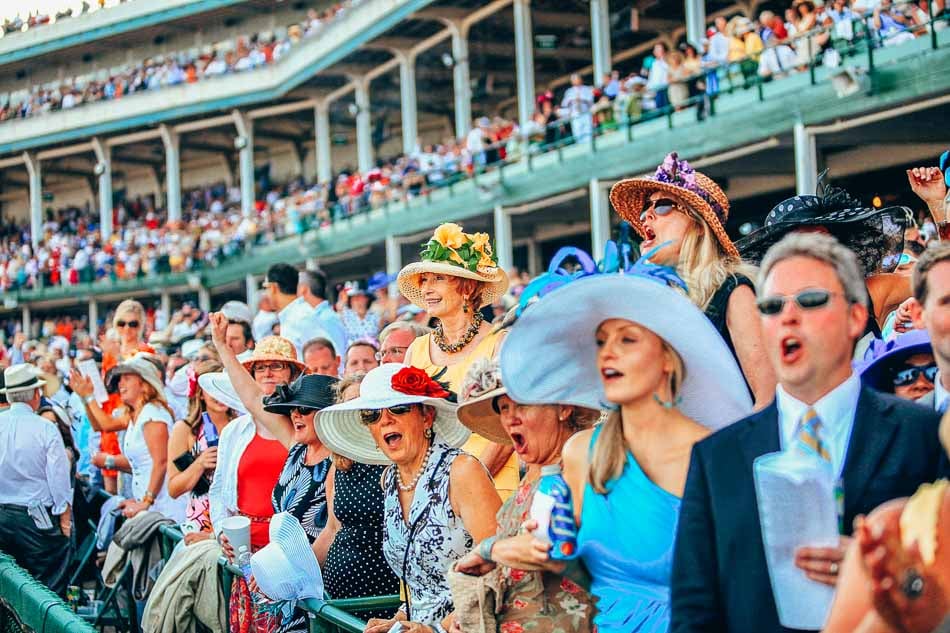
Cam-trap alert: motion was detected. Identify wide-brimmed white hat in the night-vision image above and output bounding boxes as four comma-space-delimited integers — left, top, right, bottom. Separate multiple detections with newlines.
0, 364, 46, 395
500, 273, 753, 431
220, 300, 254, 325
106, 353, 167, 403
197, 372, 248, 415
251, 513, 323, 607
316, 363, 470, 465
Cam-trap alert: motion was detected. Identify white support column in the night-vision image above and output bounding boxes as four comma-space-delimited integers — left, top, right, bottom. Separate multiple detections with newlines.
22, 152, 42, 251
513, 0, 536, 131
590, 0, 612, 81
88, 300, 98, 339
590, 178, 611, 261
197, 287, 211, 313
91, 137, 113, 240
385, 234, 402, 299
245, 274, 259, 312
451, 24, 472, 139
493, 205, 513, 272
314, 102, 332, 185
21, 305, 30, 337
397, 52, 419, 156
160, 291, 171, 323
159, 124, 182, 223
232, 110, 255, 218
525, 239, 540, 277
794, 122, 818, 196
685, 0, 707, 48
354, 80, 374, 174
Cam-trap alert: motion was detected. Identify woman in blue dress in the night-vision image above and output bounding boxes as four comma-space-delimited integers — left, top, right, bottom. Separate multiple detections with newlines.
499, 252, 753, 632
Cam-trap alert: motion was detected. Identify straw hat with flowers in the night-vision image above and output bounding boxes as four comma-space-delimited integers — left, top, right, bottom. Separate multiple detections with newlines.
398, 223, 510, 309
610, 152, 738, 258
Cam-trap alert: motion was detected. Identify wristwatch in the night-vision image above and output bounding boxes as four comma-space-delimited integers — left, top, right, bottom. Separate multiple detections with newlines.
103, 455, 116, 470
84, 395, 97, 405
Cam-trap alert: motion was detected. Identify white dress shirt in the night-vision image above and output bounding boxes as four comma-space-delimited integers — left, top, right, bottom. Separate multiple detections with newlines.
775, 373, 862, 477
278, 297, 347, 359
0, 402, 73, 513
208, 413, 256, 536
933, 371, 950, 412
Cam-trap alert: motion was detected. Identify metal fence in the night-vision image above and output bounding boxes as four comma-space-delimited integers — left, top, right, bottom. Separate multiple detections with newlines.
0, 553, 96, 633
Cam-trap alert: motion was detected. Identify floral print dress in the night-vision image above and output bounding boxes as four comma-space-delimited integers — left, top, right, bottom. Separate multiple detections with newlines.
494, 478, 597, 633
382, 440, 473, 632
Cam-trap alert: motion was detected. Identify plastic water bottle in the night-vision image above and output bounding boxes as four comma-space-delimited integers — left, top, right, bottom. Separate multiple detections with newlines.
237, 545, 252, 582
529, 464, 579, 560
202, 412, 219, 447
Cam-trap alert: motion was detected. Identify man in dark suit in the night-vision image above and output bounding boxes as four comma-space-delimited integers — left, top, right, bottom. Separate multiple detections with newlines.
670, 233, 948, 633
911, 241, 950, 411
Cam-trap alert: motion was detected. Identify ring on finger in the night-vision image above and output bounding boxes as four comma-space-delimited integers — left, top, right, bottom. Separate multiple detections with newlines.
829, 562, 839, 575
901, 569, 925, 600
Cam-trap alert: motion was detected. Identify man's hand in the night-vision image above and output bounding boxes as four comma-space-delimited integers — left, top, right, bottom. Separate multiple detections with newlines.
59, 512, 71, 538
795, 537, 851, 586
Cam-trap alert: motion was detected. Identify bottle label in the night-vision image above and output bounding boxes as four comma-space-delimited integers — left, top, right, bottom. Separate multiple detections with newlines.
529, 492, 556, 544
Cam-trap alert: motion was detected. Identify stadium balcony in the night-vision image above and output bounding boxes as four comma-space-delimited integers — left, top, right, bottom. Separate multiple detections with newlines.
0, 0, 948, 323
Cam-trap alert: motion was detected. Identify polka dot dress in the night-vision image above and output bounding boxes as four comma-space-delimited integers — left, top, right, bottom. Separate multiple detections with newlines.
324, 461, 400, 620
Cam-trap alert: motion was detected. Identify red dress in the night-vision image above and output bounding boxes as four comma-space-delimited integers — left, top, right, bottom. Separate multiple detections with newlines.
236, 433, 287, 549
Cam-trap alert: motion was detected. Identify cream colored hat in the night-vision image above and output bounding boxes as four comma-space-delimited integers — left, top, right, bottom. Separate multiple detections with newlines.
0, 364, 46, 395
398, 223, 509, 309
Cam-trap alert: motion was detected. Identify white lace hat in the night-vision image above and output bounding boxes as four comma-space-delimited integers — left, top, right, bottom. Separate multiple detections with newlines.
251, 513, 323, 605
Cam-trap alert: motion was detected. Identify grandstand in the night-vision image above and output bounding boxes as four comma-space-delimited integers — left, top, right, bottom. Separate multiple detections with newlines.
0, 0, 947, 333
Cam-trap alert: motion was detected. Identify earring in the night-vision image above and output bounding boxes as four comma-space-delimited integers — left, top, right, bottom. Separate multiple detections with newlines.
424, 428, 433, 439
462, 301, 469, 314
653, 393, 683, 410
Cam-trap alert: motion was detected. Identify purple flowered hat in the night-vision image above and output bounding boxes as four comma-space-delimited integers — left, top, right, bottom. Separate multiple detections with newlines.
609, 152, 738, 257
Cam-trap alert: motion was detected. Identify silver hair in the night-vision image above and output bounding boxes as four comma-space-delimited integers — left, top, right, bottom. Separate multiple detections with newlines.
757, 232, 868, 306
378, 321, 430, 346
6, 388, 38, 404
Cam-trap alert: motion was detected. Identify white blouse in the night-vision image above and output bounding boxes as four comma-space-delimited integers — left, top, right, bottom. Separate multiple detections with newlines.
123, 402, 186, 522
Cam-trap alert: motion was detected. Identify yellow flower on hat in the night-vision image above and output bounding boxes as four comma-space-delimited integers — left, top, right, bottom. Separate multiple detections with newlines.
433, 223, 466, 250
477, 251, 497, 270
448, 249, 467, 266
470, 232, 492, 255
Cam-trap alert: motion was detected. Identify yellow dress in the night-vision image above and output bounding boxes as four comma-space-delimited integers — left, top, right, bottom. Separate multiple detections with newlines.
406, 331, 520, 499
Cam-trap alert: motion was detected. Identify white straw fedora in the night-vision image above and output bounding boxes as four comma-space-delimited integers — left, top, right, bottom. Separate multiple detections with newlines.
500, 273, 753, 432
316, 363, 470, 466
0, 364, 46, 395
197, 372, 248, 415
250, 513, 323, 608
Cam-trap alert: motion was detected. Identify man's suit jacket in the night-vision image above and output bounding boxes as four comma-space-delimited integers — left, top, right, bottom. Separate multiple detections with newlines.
670, 386, 949, 633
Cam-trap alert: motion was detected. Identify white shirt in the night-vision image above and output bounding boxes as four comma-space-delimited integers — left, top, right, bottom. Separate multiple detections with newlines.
208, 413, 256, 535
0, 402, 72, 514
775, 373, 862, 477
123, 402, 186, 522
278, 296, 339, 358
560, 85, 595, 117
933, 371, 950, 412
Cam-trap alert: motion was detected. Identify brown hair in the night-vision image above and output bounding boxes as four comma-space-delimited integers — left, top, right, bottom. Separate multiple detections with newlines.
184, 359, 226, 435
913, 241, 950, 305
331, 373, 366, 472
452, 277, 486, 310
138, 380, 176, 423
588, 340, 685, 494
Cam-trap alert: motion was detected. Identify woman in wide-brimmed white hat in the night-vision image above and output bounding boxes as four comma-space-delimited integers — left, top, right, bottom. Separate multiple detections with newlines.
498, 255, 752, 633
399, 222, 520, 499
318, 363, 501, 633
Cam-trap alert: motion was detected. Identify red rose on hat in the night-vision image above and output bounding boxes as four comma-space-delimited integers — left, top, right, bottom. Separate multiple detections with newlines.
391, 366, 451, 399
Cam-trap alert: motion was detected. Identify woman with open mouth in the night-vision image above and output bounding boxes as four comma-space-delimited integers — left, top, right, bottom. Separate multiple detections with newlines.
499, 253, 753, 632
317, 363, 502, 633
452, 357, 599, 633
610, 152, 775, 410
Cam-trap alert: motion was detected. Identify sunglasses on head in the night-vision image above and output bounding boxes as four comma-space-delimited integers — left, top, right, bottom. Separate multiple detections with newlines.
116, 320, 140, 328
639, 198, 679, 223
358, 403, 416, 425
892, 363, 938, 387
756, 289, 842, 316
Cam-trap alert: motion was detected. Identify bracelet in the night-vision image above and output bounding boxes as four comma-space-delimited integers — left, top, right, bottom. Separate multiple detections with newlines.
84, 395, 97, 405
103, 455, 116, 470
142, 491, 155, 506
478, 535, 497, 562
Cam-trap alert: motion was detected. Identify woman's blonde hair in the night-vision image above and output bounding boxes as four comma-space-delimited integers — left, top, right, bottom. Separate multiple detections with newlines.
588, 340, 685, 494
331, 373, 366, 472
184, 359, 225, 435
138, 379, 176, 423
677, 206, 758, 310
113, 299, 146, 328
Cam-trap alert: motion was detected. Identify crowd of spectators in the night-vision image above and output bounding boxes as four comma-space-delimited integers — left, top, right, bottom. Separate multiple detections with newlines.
0, 1, 358, 123
1, 1, 129, 37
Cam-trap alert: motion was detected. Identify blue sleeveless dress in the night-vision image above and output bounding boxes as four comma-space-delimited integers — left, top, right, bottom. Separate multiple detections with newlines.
577, 426, 681, 632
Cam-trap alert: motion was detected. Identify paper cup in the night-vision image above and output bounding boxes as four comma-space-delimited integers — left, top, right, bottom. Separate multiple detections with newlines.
220, 515, 251, 553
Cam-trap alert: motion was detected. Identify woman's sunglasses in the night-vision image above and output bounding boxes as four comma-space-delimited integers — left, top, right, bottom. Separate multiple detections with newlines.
358, 404, 416, 425
116, 320, 140, 328
892, 363, 938, 387
290, 406, 317, 416
638, 198, 678, 223
756, 289, 841, 316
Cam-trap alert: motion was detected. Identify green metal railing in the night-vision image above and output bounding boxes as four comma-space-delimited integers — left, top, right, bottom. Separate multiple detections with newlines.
0, 553, 97, 633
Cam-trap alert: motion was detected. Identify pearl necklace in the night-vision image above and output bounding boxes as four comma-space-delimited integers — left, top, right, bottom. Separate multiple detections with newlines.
433, 312, 484, 354
396, 442, 434, 492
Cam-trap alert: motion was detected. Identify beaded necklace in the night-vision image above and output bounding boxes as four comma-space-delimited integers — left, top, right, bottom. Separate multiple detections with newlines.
433, 311, 484, 354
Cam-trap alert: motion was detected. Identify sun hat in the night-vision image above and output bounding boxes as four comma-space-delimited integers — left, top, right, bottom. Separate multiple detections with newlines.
316, 363, 470, 466
367, 271, 396, 293
398, 223, 510, 309
220, 300, 254, 325
263, 374, 339, 415
106, 353, 167, 402
240, 336, 306, 374
609, 152, 739, 258
180, 339, 205, 361
197, 372, 248, 415
499, 247, 753, 431
856, 329, 933, 392
736, 179, 909, 276
0, 364, 46, 395
250, 513, 323, 614
457, 357, 601, 445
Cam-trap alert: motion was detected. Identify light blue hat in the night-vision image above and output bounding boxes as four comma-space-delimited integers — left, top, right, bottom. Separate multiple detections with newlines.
500, 246, 753, 431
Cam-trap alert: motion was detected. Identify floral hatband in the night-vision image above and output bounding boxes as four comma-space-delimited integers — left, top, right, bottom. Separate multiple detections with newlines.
652, 153, 726, 224
420, 223, 499, 275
